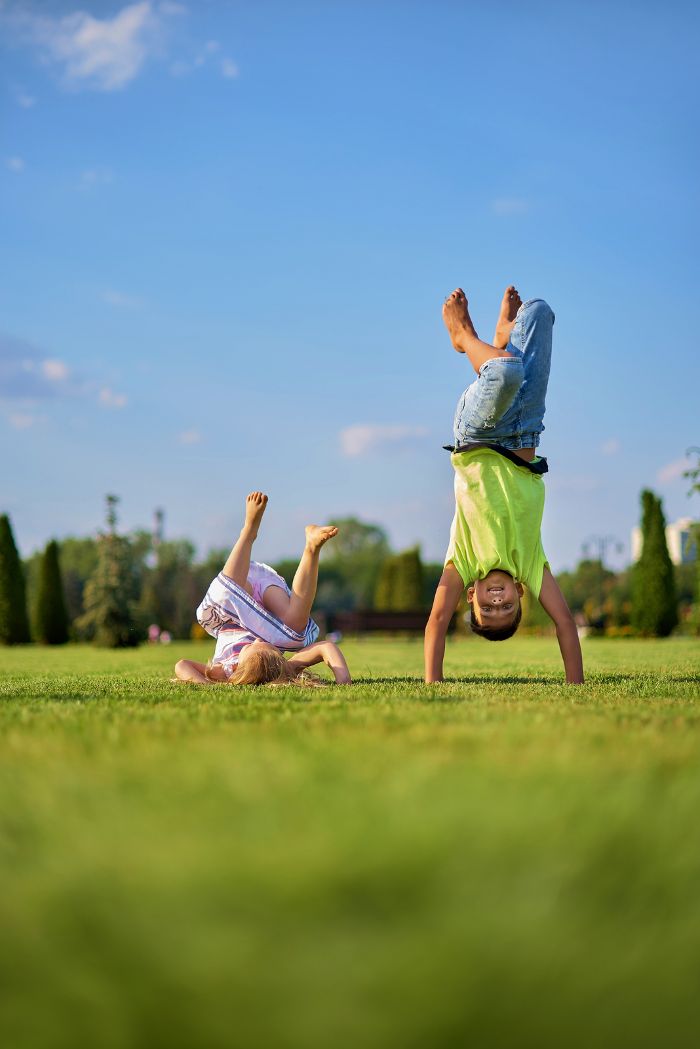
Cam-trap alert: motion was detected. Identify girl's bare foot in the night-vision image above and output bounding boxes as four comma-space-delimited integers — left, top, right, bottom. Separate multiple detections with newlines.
305, 524, 339, 551
494, 285, 522, 349
442, 288, 478, 353
244, 491, 268, 538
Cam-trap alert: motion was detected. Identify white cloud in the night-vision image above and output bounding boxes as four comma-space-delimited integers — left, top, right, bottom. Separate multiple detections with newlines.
169, 38, 237, 79
100, 288, 142, 309
17, 91, 36, 108
491, 197, 530, 216
8, 412, 37, 429
13, 1, 185, 92
657, 458, 689, 484
0, 335, 76, 399
600, 437, 621, 456
340, 423, 429, 458
42, 359, 69, 382
5, 0, 230, 88
179, 428, 201, 445
99, 387, 128, 409
6, 156, 25, 172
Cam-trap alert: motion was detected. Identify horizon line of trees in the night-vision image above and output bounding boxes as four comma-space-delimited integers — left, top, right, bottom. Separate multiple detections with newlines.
1, 487, 698, 648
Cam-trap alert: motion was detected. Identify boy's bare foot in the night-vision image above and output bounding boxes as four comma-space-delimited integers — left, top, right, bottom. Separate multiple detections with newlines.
305, 524, 339, 552
243, 491, 268, 538
494, 285, 522, 349
442, 288, 478, 353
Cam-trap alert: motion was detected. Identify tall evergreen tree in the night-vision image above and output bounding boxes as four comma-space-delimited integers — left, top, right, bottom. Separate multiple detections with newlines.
77, 496, 140, 647
373, 548, 424, 610
684, 449, 700, 632
35, 540, 70, 644
374, 556, 398, 611
0, 514, 31, 645
631, 490, 678, 637
392, 547, 424, 610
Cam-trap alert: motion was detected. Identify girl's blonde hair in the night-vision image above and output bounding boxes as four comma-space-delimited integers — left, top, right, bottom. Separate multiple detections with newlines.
206, 647, 321, 687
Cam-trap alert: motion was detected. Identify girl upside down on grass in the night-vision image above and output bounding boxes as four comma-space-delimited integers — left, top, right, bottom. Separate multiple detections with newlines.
174, 492, 351, 687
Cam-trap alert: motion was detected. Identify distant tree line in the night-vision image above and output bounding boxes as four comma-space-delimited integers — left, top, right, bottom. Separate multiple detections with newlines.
1, 486, 698, 647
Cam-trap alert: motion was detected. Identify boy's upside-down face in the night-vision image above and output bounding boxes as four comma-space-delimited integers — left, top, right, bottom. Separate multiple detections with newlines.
468, 570, 523, 636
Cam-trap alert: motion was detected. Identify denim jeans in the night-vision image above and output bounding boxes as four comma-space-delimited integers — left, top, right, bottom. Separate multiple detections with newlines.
452, 298, 555, 450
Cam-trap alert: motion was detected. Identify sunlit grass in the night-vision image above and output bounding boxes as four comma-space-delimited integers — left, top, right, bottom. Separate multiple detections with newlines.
1, 637, 699, 1048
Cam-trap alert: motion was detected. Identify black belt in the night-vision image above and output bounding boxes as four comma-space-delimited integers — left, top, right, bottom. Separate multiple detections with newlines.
442, 442, 549, 475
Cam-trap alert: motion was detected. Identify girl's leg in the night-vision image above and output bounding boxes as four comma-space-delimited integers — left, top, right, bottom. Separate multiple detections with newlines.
221, 492, 268, 590
263, 525, 338, 632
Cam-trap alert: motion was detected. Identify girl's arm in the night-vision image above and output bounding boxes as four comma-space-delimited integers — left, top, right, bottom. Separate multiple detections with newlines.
287, 642, 352, 684
537, 567, 584, 684
174, 659, 213, 685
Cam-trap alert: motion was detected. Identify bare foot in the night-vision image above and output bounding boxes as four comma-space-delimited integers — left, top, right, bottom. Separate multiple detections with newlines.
305, 524, 339, 552
243, 491, 268, 538
442, 288, 478, 353
493, 285, 522, 349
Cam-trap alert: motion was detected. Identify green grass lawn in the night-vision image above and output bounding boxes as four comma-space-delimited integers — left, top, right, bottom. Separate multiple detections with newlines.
1, 636, 700, 1049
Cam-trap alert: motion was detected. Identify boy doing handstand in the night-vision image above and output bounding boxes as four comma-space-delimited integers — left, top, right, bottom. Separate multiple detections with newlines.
424, 286, 583, 684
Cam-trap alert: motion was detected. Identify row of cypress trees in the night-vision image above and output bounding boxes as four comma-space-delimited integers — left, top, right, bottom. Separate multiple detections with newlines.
0, 497, 139, 647
374, 547, 424, 611
0, 489, 695, 645
631, 490, 679, 637
0, 516, 69, 644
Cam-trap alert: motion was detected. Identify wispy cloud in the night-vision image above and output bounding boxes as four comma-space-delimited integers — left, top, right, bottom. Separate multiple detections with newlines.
169, 36, 238, 79
42, 359, 69, 382
340, 423, 429, 458
179, 428, 202, 445
8, 1, 184, 92
0, 332, 123, 410
100, 288, 142, 309
657, 457, 689, 484
491, 197, 530, 217
6, 156, 25, 173
600, 437, 621, 456
0, 334, 74, 399
16, 90, 36, 108
99, 387, 128, 409
7, 412, 40, 430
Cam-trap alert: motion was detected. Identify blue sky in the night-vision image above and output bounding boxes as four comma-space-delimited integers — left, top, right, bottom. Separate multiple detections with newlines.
2, 0, 699, 571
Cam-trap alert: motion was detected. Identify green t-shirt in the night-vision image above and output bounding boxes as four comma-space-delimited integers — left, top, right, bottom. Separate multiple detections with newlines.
444, 448, 548, 596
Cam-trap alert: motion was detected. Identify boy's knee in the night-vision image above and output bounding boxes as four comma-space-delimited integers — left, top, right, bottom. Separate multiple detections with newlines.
520, 299, 555, 326
499, 360, 524, 392
489, 359, 524, 404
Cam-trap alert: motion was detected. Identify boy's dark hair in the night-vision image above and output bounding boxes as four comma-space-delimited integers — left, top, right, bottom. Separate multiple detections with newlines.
470, 603, 522, 641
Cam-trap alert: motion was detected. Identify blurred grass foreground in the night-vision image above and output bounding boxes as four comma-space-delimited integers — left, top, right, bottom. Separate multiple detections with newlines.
2, 636, 700, 1049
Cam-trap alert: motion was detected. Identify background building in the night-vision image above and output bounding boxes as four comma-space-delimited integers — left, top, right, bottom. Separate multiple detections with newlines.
631, 517, 697, 565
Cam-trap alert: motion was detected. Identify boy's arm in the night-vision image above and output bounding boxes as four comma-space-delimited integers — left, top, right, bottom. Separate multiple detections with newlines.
424, 565, 465, 683
537, 567, 584, 684
287, 642, 352, 684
